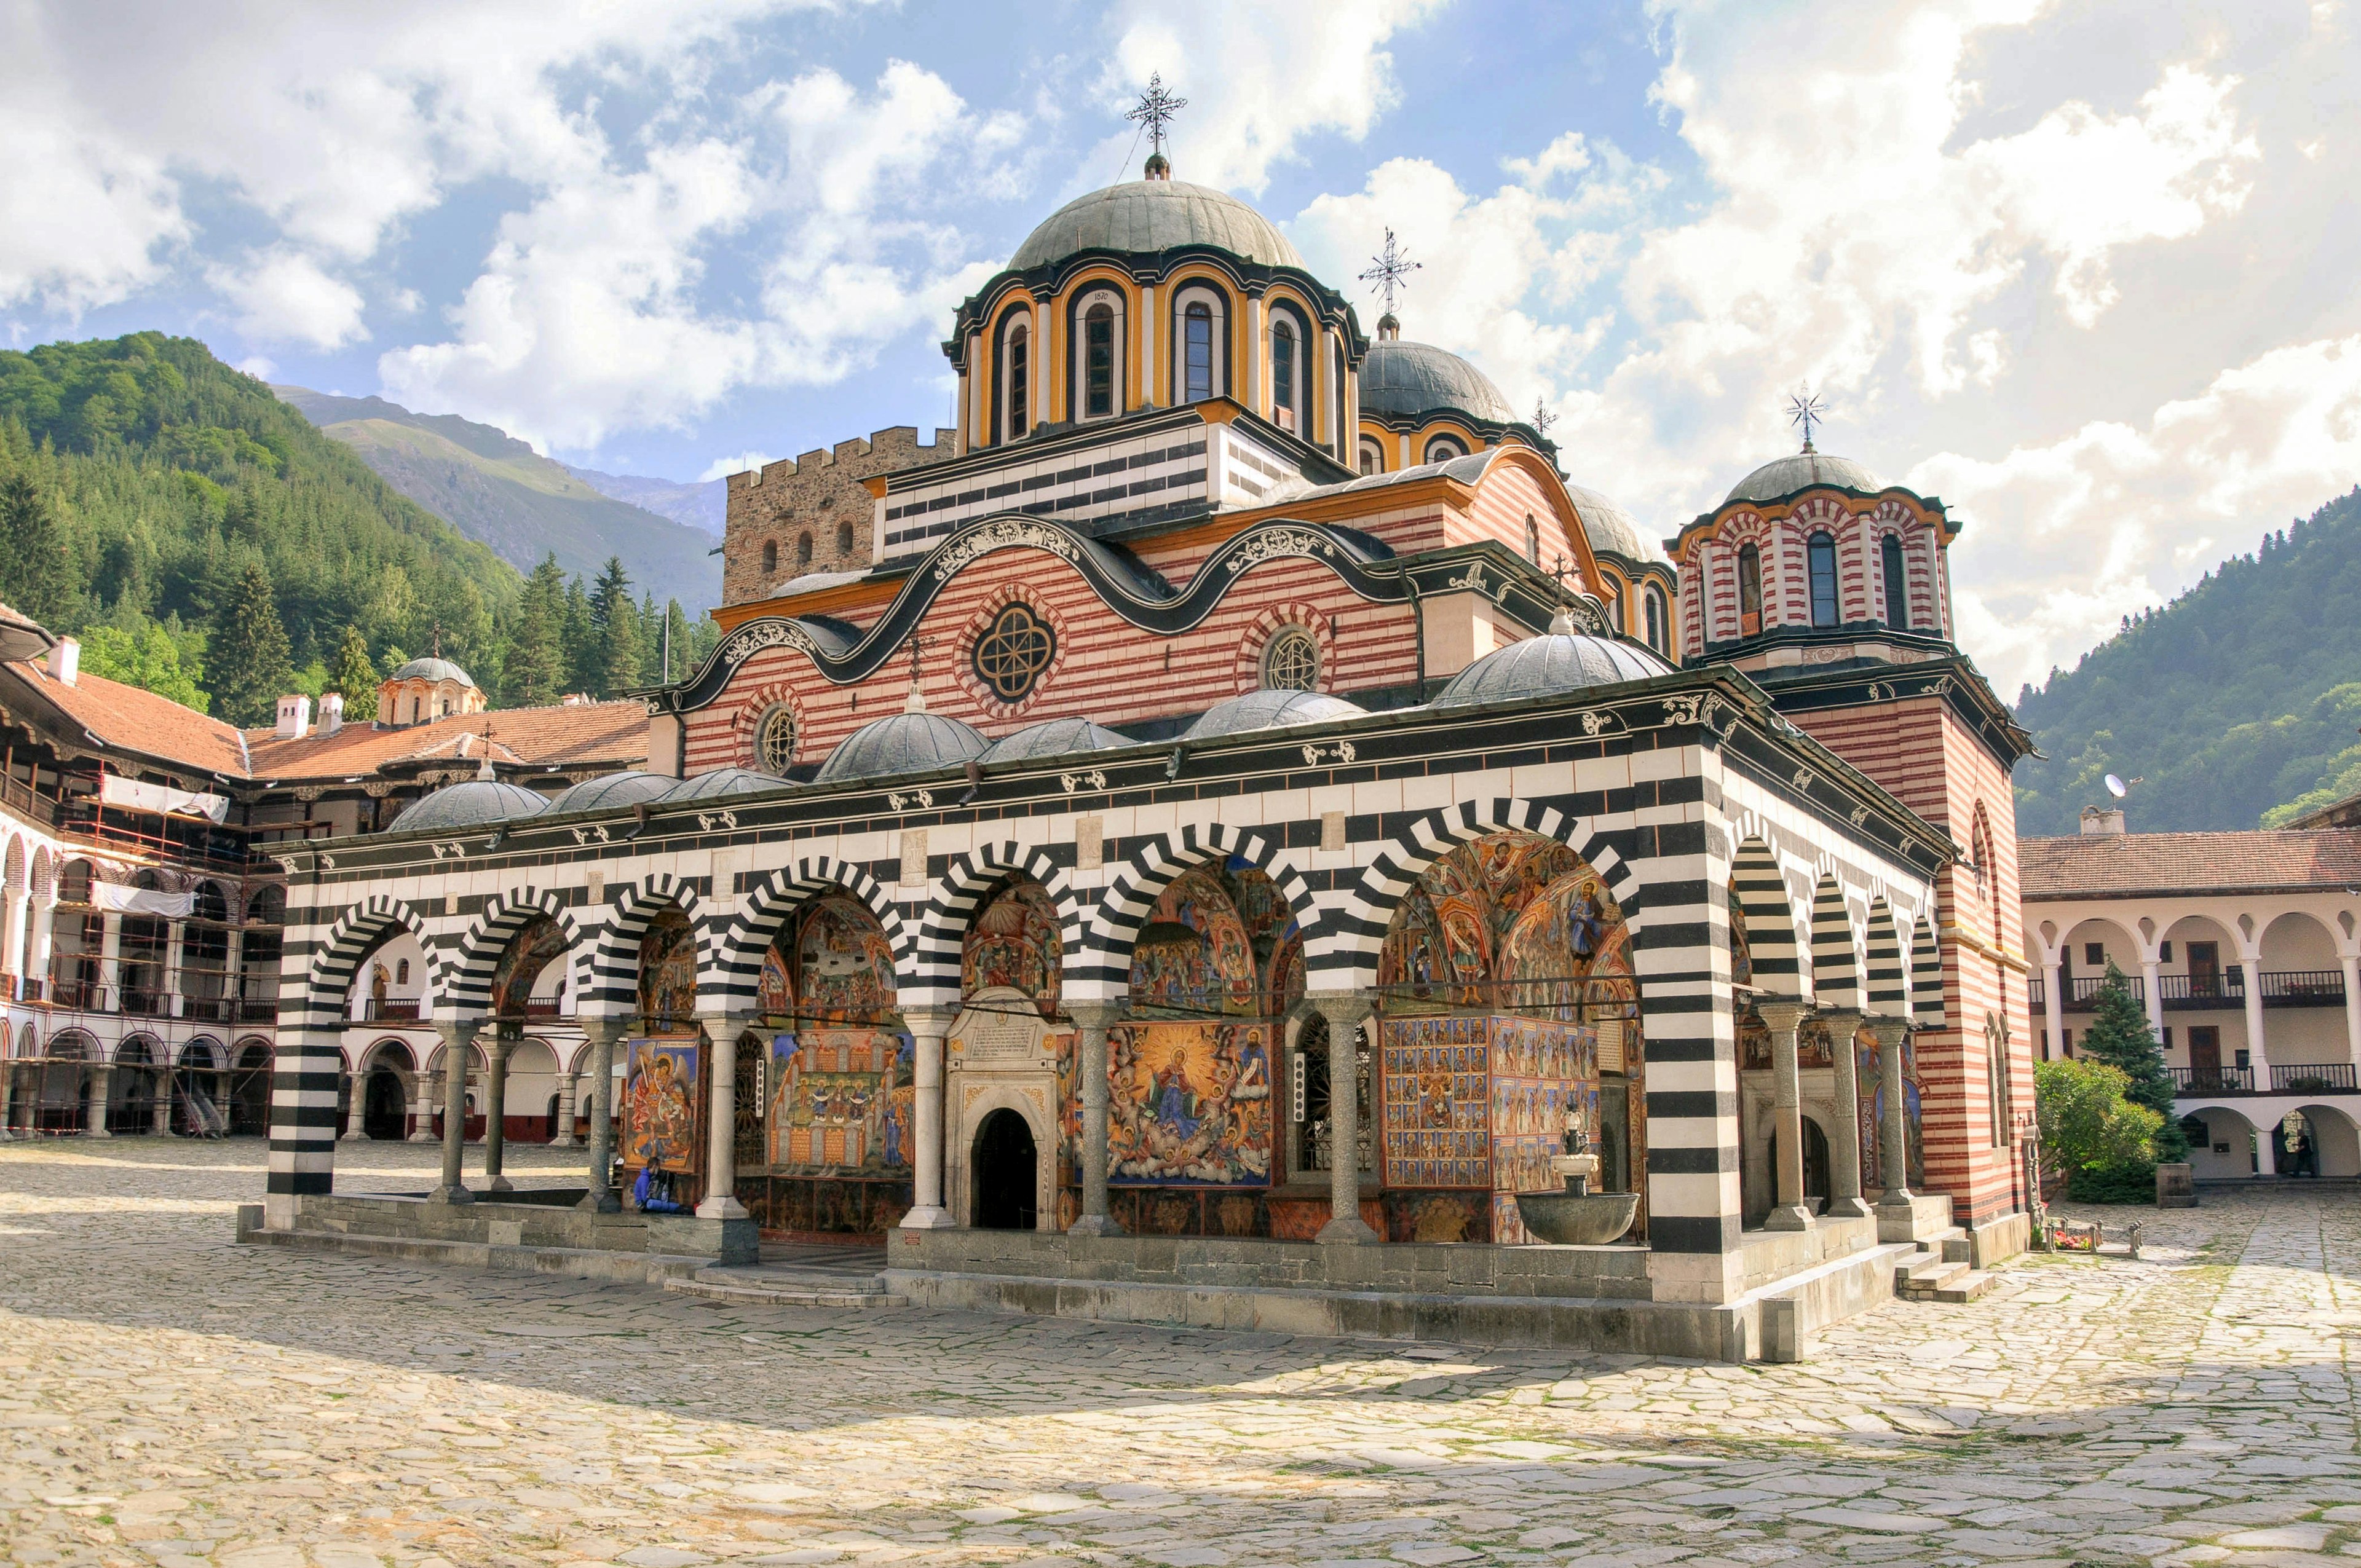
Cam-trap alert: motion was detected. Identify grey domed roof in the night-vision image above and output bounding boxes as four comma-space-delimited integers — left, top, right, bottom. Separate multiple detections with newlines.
812, 711, 991, 784
1565, 484, 1666, 565
1359, 339, 1519, 425
386, 656, 478, 688
1182, 688, 1366, 741
1434, 632, 1673, 708
1724, 451, 1887, 506
1010, 179, 1303, 272
976, 717, 1133, 764
662, 767, 781, 802
544, 770, 676, 816
387, 778, 548, 833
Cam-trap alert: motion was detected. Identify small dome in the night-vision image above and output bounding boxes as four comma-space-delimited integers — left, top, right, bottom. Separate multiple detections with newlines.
386, 656, 478, 688
1010, 179, 1303, 272
1565, 484, 1666, 565
1182, 688, 1366, 741
813, 711, 991, 784
544, 771, 676, 816
1724, 451, 1887, 506
1434, 632, 1672, 708
387, 778, 547, 833
662, 767, 781, 802
976, 717, 1133, 764
1359, 339, 1519, 427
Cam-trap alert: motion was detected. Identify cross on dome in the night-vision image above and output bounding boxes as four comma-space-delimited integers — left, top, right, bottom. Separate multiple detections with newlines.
1786, 384, 1827, 454
1359, 228, 1422, 339
1128, 73, 1187, 177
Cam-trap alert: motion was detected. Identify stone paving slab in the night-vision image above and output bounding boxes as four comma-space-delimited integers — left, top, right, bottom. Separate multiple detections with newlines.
0, 1140, 2355, 1567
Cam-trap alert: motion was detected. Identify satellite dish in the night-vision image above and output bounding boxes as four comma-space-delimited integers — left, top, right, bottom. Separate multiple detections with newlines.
2104, 774, 2127, 798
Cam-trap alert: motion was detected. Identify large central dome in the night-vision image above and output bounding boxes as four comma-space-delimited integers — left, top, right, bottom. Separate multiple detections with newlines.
1010, 179, 1304, 272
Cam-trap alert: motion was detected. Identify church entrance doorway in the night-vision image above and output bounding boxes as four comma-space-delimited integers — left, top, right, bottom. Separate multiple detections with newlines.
363, 1068, 408, 1140
971, 1109, 1037, 1230
1770, 1117, 1833, 1215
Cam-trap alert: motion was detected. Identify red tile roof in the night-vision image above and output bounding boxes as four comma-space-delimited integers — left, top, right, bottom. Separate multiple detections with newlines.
1, 660, 645, 785
2022, 829, 2361, 900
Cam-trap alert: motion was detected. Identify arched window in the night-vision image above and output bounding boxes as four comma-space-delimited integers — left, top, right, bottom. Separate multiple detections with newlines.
397, 958, 411, 985
1881, 533, 1909, 630
757, 706, 797, 773
1643, 586, 1667, 653
836, 520, 855, 557
1808, 531, 1839, 628
1083, 302, 1116, 419
1000, 318, 1031, 443
1184, 302, 1214, 403
1262, 626, 1320, 691
1737, 543, 1763, 636
795, 532, 813, 568
1357, 438, 1384, 476
1270, 316, 1300, 431
1424, 436, 1466, 463
1525, 513, 1541, 564
761, 540, 777, 576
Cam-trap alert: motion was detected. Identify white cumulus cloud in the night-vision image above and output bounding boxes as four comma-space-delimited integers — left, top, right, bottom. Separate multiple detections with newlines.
208, 250, 370, 350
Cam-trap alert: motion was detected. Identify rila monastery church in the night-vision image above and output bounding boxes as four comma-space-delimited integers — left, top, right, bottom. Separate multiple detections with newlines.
6, 130, 2358, 1360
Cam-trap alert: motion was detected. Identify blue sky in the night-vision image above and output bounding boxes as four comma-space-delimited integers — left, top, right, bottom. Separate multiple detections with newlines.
4, 1, 2357, 695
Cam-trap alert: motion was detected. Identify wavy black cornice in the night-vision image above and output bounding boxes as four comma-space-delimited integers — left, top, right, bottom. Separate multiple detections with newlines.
650, 513, 1608, 715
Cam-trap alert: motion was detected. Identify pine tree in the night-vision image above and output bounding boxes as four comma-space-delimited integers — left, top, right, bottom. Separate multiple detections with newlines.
0, 470, 71, 624
328, 626, 380, 720
501, 555, 568, 707
587, 557, 638, 698
2078, 959, 2188, 1161
636, 590, 663, 687
212, 561, 295, 726
559, 577, 593, 696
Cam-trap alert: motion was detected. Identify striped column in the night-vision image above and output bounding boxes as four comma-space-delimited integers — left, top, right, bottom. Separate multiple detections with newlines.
264, 1026, 344, 1229
1632, 812, 1746, 1303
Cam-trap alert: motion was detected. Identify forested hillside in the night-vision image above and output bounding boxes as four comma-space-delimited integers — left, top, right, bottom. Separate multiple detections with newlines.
275, 387, 720, 608
0, 334, 715, 726
2013, 486, 2361, 834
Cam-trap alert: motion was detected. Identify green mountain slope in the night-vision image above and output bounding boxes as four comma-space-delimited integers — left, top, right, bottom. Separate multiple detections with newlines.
0, 333, 518, 715
2013, 486, 2361, 834
275, 388, 720, 610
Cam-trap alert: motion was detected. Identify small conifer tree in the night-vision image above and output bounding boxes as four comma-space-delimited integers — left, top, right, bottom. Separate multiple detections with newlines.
2077, 959, 2186, 1160
212, 561, 296, 727
328, 626, 380, 720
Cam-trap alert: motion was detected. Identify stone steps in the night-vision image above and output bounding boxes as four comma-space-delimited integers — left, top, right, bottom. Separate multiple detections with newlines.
1893, 1231, 1993, 1303
664, 1269, 908, 1310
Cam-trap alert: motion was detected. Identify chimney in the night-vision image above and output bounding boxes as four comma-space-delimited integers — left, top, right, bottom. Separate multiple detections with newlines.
2079, 805, 2127, 836
275, 694, 313, 740
48, 637, 78, 687
318, 691, 345, 736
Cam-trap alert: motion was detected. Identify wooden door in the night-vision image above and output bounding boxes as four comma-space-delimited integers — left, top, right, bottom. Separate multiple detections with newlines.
2188, 941, 2221, 999
2188, 1025, 2221, 1079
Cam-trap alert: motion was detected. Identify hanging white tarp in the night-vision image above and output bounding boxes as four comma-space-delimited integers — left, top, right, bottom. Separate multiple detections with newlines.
98, 774, 228, 824
90, 882, 197, 918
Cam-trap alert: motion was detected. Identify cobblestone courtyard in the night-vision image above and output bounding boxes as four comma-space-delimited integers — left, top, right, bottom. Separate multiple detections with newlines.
0, 1143, 2355, 1567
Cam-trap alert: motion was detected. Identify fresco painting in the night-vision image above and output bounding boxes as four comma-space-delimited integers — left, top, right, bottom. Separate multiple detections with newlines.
793, 895, 898, 1024
1107, 1020, 1271, 1185
962, 881, 1062, 1011
621, 1038, 699, 1175
638, 908, 697, 1025
1129, 868, 1255, 1015
489, 918, 568, 1019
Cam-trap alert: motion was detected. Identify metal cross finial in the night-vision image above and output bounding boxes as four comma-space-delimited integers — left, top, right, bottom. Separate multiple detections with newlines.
1551, 552, 1573, 589
1786, 384, 1827, 453
430, 623, 444, 659
1533, 398, 1557, 440
1358, 227, 1422, 317
1127, 73, 1188, 157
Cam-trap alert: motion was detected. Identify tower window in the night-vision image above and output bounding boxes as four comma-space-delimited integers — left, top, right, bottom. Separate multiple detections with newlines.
796, 532, 813, 568
1737, 543, 1763, 636
1881, 533, 1909, 631
1525, 513, 1540, 565
1184, 303, 1214, 403
1002, 317, 1030, 443
1085, 304, 1115, 419
761, 540, 777, 575
1357, 438, 1383, 476
1644, 586, 1667, 653
836, 520, 855, 557
1808, 532, 1838, 628
1271, 318, 1298, 430
1424, 436, 1465, 463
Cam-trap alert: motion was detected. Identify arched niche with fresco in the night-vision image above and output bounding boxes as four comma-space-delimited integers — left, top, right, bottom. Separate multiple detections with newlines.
1373, 830, 1643, 1245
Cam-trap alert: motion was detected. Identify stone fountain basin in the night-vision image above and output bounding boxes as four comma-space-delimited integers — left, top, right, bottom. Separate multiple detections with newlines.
1517, 1189, 1640, 1245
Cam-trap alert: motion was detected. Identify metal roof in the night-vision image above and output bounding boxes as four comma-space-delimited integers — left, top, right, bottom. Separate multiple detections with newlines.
1181, 688, 1366, 741
543, 770, 676, 816
385, 656, 478, 687
976, 717, 1134, 764
1723, 451, 1887, 506
1009, 179, 1303, 272
1359, 339, 1518, 425
812, 711, 991, 784
1433, 632, 1672, 707
386, 778, 547, 833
